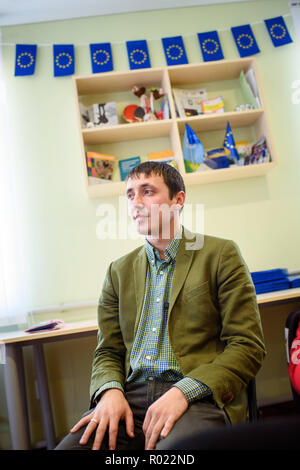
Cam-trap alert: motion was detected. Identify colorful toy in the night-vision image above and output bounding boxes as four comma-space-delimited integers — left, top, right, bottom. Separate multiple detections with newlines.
123, 85, 166, 123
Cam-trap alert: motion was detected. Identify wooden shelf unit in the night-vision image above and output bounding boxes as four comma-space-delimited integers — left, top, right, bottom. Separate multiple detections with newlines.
73, 57, 277, 198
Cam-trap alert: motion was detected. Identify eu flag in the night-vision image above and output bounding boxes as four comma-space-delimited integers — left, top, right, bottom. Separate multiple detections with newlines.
90, 43, 113, 73
197, 31, 224, 62
162, 36, 188, 66
126, 40, 151, 70
223, 122, 240, 164
264, 16, 293, 47
53, 44, 75, 77
231, 24, 260, 57
15, 44, 37, 76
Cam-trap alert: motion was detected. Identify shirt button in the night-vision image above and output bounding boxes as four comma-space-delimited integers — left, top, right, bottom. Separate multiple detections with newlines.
151, 260, 155, 264
156, 297, 160, 302
160, 271, 164, 275
146, 355, 151, 360
149, 377, 154, 381
152, 327, 157, 332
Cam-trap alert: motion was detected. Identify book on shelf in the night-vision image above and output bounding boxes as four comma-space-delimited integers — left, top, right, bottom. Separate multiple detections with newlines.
80, 102, 118, 128
119, 156, 141, 181
172, 88, 207, 118
148, 150, 177, 169
86, 151, 116, 184
239, 70, 260, 109
201, 96, 225, 114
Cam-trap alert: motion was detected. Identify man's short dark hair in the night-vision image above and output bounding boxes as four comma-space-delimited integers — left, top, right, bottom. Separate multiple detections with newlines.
126, 161, 186, 200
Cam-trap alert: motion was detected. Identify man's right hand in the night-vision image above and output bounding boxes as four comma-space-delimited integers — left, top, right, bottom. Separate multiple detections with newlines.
70, 388, 135, 450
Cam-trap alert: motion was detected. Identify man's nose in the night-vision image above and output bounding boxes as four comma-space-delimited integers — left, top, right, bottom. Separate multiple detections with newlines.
132, 193, 144, 205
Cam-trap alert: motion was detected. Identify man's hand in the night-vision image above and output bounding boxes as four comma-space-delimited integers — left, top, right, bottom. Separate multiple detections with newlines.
70, 388, 134, 450
142, 387, 188, 450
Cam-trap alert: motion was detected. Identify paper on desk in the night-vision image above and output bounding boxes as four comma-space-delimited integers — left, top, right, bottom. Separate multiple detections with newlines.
24, 319, 65, 333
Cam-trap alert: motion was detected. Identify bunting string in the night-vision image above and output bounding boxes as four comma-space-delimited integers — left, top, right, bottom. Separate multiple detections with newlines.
0, 13, 293, 77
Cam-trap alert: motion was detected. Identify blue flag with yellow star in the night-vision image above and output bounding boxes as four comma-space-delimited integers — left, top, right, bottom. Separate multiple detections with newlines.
162, 36, 188, 66
126, 40, 151, 70
223, 122, 240, 163
53, 44, 75, 77
197, 31, 224, 62
264, 16, 293, 47
231, 24, 260, 57
15, 44, 37, 76
90, 43, 113, 73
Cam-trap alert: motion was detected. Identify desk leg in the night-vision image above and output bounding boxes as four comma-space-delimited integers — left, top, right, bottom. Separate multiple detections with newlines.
4, 344, 31, 450
33, 343, 56, 449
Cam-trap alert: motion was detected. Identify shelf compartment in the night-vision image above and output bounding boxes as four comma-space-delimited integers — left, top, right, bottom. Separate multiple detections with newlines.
83, 122, 181, 198
178, 115, 277, 183
74, 68, 172, 130
167, 58, 255, 84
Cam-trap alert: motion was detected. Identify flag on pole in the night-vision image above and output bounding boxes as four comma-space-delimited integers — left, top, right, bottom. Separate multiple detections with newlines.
15, 44, 37, 76
223, 122, 240, 163
264, 16, 293, 47
231, 24, 260, 57
53, 44, 75, 76
90, 43, 113, 73
126, 40, 151, 70
197, 31, 224, 62
162, 36, 188, 66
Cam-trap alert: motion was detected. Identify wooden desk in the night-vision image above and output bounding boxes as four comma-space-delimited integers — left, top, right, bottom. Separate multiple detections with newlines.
1, 320, 97, 450
1, 287, 300, 450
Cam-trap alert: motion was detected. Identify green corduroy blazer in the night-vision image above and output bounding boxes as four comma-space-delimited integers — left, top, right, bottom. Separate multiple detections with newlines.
90, 226, 266, 424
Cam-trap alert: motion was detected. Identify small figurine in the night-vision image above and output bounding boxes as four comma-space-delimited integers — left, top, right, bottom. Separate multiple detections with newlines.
123, 85, 166, 123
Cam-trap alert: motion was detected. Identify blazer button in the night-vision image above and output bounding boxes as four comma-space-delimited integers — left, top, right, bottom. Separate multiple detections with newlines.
222, 392, 234, 404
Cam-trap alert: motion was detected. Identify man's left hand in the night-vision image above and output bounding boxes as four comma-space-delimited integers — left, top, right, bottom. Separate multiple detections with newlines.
142, 386, 188, 450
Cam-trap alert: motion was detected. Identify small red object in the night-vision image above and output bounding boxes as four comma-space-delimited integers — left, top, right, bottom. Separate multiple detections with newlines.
123, 104, 139, 123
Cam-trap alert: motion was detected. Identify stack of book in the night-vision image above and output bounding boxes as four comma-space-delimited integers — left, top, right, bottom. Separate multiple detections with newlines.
251, 268, 300, 294
251, 269, 290, 294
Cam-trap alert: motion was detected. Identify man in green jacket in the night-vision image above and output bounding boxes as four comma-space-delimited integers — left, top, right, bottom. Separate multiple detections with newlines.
56, 161, 265, 451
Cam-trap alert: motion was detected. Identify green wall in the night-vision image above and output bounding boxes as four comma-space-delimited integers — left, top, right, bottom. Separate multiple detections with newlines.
0, 0, 300, 448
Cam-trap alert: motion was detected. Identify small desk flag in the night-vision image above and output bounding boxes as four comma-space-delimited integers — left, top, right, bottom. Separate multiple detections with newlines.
162, 36, 188, 66
264, 16, 293, 47
15, 44, 37, 76
197, 31, 224, 62
53, 44, 75, 77
90, 43, 113, 73
231, 24, 260, 57
223, 122, 240, 163
126, 40, 151, 70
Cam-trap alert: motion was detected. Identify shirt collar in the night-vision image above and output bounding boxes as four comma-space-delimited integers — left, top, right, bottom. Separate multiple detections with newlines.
145, 225, 182, 264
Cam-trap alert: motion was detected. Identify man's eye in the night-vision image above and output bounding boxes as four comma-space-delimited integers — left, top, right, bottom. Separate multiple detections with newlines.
144, 189, 153, 195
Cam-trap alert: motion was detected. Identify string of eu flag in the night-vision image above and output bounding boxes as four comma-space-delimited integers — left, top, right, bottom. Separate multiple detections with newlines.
14, 16, 293, 77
